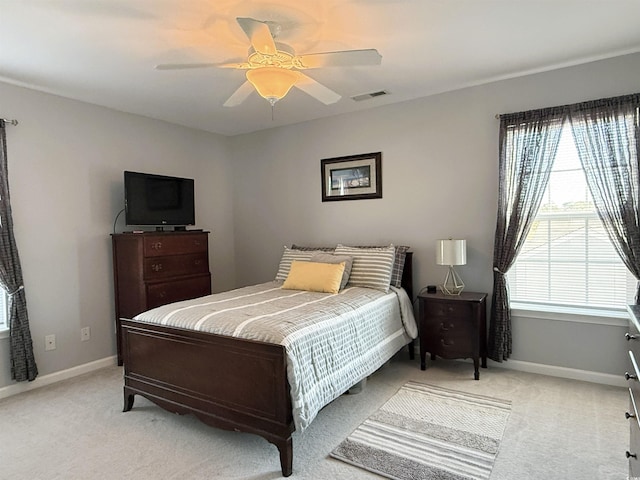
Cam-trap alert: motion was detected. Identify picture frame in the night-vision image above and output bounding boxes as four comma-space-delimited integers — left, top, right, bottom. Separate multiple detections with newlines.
321, 152, 382, 202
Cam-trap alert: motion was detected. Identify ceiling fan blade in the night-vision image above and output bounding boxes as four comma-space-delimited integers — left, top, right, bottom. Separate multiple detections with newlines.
215, 62, 251, 69
236, 17, 277, 55
156, 60, 250, 71
296, 49, 382, 69
294, 73, 341, 105
155, 63, 220, 70
223, 81, 255, 107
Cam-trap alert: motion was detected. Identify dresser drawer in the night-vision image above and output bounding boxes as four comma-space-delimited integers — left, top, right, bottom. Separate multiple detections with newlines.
144, 253, 209, 279
628, 320, 640, 360
631, 388, 640, 477
629, 350, 640, 385
146, 274, 211, 309
143, 233, 208, 257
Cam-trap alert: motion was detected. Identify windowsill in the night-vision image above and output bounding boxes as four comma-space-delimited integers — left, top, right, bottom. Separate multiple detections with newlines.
510, 302, 628, 327
0, 329, 8, 340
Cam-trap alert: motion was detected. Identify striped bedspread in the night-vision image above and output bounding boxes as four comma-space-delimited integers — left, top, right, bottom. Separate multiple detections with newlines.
133, 281, 418, 430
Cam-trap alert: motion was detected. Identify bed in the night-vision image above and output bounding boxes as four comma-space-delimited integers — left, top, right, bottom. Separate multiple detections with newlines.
120, 245, 417, 476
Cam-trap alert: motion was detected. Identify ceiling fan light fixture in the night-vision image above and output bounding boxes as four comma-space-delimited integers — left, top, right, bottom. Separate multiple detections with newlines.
246, 67, 299, 105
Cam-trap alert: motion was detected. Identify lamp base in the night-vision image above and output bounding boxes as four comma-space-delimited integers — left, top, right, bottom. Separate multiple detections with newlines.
439, 266, 465, 295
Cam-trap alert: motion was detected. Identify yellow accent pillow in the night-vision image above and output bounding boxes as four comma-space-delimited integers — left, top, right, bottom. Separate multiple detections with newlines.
281, 260, 346, 294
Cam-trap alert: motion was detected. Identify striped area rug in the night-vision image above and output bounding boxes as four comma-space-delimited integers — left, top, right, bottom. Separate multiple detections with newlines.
330, 381, 511, 480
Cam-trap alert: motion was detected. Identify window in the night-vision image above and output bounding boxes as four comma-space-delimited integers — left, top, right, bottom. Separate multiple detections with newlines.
507, 123, 637, 311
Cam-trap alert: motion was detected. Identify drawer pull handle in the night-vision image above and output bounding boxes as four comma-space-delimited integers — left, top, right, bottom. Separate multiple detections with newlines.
158, 291, 166, 298
626, 411, 636, 419
627, 333, 638, 341
151, 242, 163, 250
194, 260, 202, 266
440, 322, 454, 331
627, 451, 637, 459
441, 338, 454, 346
151, 263, 163, 272
625, 372, 637, 381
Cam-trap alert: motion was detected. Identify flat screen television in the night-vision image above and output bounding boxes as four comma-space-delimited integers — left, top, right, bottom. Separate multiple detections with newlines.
124, 171, 195, 228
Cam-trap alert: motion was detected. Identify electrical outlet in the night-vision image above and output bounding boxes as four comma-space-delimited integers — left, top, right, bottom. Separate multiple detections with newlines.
45, 334, 56, 351
80, 326, 91, 342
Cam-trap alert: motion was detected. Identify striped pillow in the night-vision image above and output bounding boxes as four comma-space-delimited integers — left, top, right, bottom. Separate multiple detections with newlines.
275, 246, 325, 281
335, 244, 396, 292
291, 244, 336, 252
390, 245, 409, 287
354, 245, 410, 287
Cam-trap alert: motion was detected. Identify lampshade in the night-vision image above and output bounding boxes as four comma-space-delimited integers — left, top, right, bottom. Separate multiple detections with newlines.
246, 67, 299, 105
436, 239, 467, 266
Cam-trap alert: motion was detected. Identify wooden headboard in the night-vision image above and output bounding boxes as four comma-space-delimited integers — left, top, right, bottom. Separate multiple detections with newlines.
401, 252, 414, 301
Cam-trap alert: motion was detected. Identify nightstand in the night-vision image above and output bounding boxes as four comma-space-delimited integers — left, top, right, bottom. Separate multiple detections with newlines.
418, 291, 488, 380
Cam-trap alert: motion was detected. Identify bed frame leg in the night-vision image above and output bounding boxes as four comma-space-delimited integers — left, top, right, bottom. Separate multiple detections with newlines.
277, 437, 293, 477
123, 388, 135, 412
408, 339, 415, 360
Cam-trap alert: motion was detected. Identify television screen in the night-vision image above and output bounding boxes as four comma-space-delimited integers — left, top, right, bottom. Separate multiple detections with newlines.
124, 171, 195, 227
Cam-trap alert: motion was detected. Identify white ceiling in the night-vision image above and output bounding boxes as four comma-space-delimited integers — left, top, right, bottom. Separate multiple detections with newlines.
2, 0, 640, 137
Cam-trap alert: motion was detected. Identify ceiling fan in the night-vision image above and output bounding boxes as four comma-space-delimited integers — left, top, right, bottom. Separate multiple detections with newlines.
155, 17, 382, 107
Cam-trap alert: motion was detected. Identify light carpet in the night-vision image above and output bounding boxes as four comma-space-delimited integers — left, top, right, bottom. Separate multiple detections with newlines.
331, 381, 511, 480
0, 358, 627, 479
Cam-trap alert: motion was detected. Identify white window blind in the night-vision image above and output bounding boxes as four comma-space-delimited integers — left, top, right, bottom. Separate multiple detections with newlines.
507, 123, 637, 311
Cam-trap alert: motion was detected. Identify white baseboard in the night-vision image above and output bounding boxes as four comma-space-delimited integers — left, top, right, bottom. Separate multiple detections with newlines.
461, 357, 625, 388
0, 356, 118, 400
409, 343, 626, 388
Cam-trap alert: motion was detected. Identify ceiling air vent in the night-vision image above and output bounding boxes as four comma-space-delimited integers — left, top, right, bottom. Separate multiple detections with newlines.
351, 90, 389, 102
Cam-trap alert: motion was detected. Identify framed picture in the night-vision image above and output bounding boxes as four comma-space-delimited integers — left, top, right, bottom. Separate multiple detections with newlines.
321, 152, 382, 202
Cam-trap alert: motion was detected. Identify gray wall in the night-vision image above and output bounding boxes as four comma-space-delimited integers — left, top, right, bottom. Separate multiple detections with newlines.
0, 83, 236, 388
229, 52, 640, 377
1, 52, 638, 390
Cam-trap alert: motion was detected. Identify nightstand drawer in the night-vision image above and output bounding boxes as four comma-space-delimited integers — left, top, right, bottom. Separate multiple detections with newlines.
434, 330, 475, 358
424, 301, 472, 319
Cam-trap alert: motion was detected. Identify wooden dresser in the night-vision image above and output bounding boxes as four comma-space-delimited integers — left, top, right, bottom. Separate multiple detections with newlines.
417, 291, 487, 380
626, 304, 640, 476
111, 231, 211, 365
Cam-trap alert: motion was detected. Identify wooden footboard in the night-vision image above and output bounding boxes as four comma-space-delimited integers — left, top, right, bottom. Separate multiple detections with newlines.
120, 319, 295, 476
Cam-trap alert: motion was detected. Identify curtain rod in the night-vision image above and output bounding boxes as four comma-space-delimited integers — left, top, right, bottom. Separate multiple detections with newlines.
1, 118, 18, 126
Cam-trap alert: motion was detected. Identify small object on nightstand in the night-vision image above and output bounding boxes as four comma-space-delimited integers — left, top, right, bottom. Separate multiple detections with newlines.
426, 285, 437, 294
418, 291, 487, 380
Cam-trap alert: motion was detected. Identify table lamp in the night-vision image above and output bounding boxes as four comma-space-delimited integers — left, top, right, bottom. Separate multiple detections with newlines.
436, 239, 466, 295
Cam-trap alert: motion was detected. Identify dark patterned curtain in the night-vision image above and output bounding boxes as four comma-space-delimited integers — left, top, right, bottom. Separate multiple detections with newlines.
568, 93, 640, 303
488, 109, 565, 361
0, 120, 38, 381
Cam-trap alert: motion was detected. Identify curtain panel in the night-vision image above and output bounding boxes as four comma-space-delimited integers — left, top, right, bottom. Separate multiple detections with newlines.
0, 120, 38, 381
568, 94, 640, 303
489, 109, 565, 361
